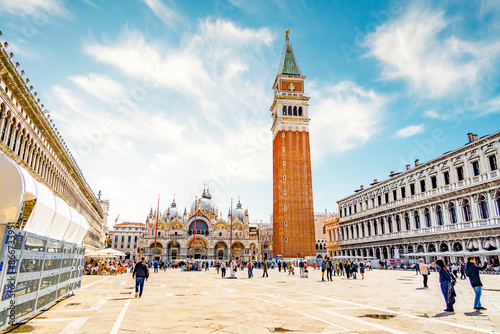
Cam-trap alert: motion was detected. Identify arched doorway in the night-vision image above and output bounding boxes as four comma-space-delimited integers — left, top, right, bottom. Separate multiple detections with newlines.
214, 241, 228, 260
150, 242, 163, 261
231, 242, 244, 260
188, 238, 208, 259
168, 241, 180, 261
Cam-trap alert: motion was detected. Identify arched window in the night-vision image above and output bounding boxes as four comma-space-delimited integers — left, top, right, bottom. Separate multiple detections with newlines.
449, 202, 457, 224
388, 217, 393, 233
282, 105, 286, 115
298, 106, 303, 116
436, 205, 444, 225
316, 243, 319, 250
373, 220, 378, 235
396, 215, 401, 232
424, 208, 431, 227
479, 195, 489, 219
404, 213, 411, 230
462, 199, 472, 221
380, 218, 385, 234
414, 210, 420, 229
288, 106, 292, 116
323, 226, 326, 234
293, 106, 297, 116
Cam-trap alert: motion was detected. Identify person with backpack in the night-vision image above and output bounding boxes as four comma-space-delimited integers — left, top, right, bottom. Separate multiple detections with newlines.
247, 261, 254, 279
132, 257, 149, 298
321, 260, 326, 281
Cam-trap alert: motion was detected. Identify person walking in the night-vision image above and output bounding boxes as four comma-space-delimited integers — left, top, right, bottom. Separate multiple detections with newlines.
415, 262, 420, 275
459, 261, 466, 280
278, 261, 282, 273
153, 260, 159, 273
321, 260, 326, 281
359, 260, 365, 279
345, 261, 351, 279
221, 261, 227, 279
299, 260, 304, 275
339, 261, 344, 276
325, 258, 332, 281
247, 261, 253, 278
451, 263, 459, 277
436, 259, 455, 312
230, 260, 237, 278
465, 257, 488, 311
351, 261, 358, 279
262, 260, 269, 278
419, 259, 433, 288
132, 257, 149, 298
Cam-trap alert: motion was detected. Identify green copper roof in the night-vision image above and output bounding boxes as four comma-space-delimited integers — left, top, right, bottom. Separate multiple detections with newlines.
282, 45, 300, 75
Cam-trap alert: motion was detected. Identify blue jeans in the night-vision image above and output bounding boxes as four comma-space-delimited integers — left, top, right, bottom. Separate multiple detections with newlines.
440, 281, 451, 309
135, 277, 145, 296
473, 286, 482, 308
248, 268, 253, 278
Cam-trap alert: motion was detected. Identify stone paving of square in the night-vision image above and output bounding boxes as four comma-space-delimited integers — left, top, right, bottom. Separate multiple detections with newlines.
5, 268, 500, 333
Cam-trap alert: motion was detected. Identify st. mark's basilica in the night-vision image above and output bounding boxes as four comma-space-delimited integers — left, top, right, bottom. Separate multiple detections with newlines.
136, 188, 261, 262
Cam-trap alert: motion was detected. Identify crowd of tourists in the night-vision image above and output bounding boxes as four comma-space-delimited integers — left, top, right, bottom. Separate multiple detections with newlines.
124, 255, 492, 314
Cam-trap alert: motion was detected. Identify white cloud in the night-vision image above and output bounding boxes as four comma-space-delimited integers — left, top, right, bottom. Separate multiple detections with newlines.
142, 0, 185, 29
395, 124, 424, 138
365, 5, 500, 99
52, 19, 277, 223
310, 81, 387, 159
70, 74, 126, 103
0, 0, 68, 16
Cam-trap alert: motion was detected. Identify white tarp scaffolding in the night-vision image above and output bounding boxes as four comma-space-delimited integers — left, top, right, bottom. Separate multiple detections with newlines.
0, 153, 89, 244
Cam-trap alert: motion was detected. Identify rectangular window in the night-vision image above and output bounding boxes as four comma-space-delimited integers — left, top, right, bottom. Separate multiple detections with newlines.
431, 175, 437, 189
444, 171, 450, 185
377, 196, 382, 206
489, 155, 498, 171
472, 161, 480, 176
354, 205, 357, 213
121, 236, 124, 243
128, 236, 131, 242
349, 206, 352, 215
420, 180, 426, 192
457, 166, 464, 181
384, 193, 389, 203
392, 190, 397, 201
410, 184, 415, 196
401, 187, 406, 198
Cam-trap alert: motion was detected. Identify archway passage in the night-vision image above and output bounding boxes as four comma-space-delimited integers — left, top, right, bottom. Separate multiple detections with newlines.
189, 238, 208, 259
215, 242, 228, 260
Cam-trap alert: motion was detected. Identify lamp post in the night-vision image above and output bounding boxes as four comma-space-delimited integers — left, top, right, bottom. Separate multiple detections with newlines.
229, 198, 233, 260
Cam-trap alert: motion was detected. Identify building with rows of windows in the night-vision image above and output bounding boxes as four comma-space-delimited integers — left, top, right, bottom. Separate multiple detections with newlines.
326, 132, 500, 266
107, 222, 145, 261
0, 38, 108, 250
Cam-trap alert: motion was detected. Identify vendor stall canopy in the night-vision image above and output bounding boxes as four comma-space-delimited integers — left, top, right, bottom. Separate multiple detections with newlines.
0, 153, 88, 244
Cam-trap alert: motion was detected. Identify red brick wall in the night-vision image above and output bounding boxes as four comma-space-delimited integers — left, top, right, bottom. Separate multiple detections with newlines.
273, 130, 315, 258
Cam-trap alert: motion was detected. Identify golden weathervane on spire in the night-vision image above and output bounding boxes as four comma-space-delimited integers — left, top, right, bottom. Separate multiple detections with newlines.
286, 29, 290, 37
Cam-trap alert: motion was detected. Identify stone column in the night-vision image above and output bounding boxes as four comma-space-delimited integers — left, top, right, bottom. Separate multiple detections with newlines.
470, 195, 480, 222
487, 191, 495, 219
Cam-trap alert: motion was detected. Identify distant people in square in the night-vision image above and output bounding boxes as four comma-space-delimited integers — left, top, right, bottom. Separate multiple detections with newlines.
153, 260, 159, 273
415, 262, 420, 275
459, 261, 466, 280
465, 257, 488, 311
262, 260, 269, 278
321, 260, 326, 281
132, 257, 149, 298
436, 259, 456, 312
359, 260, 365, 279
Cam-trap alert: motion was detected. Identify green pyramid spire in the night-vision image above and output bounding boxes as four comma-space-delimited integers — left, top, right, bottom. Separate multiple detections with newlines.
282, 45, 300, 75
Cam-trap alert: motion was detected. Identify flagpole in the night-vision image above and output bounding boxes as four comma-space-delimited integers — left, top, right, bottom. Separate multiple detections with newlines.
230, 198, 233, 260
193, 196, 197, 259
154, 194, 160, 261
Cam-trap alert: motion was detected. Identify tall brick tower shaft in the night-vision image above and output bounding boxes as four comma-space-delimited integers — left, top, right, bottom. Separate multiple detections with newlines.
271, 31, 315, 259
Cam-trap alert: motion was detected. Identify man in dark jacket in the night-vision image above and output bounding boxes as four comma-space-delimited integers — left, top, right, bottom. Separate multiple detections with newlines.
465, 257, 488, 311
133, 257, 149, 298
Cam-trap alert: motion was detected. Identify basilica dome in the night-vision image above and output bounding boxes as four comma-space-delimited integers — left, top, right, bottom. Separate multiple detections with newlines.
232, 199, 245, 221
191, 189, 217, 213
164, 199, 181, 219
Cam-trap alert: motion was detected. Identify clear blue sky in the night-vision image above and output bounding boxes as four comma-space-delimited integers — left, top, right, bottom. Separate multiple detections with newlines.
1, 0, 499, 226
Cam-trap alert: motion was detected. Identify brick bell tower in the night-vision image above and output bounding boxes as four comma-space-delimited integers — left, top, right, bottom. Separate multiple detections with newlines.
271, 31, 315, 260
